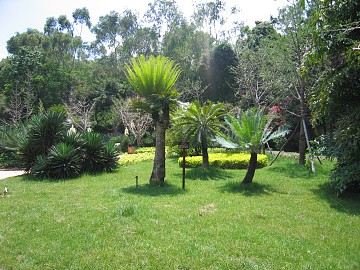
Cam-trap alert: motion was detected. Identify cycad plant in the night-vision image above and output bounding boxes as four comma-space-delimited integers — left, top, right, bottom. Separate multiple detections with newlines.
125, 54, 181, 185
216, 107, 290, 184
176, 100, 227, 169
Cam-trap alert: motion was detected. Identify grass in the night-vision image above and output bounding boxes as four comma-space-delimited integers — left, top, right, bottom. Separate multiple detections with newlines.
0, 155, 359, 269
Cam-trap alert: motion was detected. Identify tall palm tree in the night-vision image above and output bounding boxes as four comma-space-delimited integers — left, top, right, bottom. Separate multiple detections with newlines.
125, 55, 181, 186
216, 107, 289, 184
176, 100, 226, 169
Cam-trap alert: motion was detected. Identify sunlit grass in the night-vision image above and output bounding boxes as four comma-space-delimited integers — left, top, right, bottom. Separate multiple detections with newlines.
0, 155, 359, 269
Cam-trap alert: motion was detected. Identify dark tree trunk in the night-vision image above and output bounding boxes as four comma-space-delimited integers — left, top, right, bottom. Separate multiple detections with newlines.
201, 132, 209, 169
242, 152, 257, 184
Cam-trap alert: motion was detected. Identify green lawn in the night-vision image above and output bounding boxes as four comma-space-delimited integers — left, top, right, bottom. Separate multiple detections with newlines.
0, 156, 359, 269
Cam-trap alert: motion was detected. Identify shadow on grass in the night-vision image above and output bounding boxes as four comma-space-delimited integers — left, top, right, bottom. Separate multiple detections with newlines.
312, 182, 360, 216
122, 182, 186, 197
219, 181, 276, 197
174, 166, 234, 181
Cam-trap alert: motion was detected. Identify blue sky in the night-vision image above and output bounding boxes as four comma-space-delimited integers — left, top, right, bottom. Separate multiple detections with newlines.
0, 0, 288, 59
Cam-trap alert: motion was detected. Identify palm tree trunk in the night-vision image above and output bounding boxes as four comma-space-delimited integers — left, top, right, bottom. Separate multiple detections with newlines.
150, 119, 166, 186
201, 133, 209, 169
242, 152, 257, 184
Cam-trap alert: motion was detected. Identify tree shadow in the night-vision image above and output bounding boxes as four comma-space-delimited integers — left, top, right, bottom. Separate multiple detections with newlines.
312, 182, 360, 216
219, 181, 276, 197
122, 182, 186, 197
174, 166, 234, 181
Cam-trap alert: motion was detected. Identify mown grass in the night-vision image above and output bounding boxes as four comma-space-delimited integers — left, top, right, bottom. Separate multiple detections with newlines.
0, 155, 359, 270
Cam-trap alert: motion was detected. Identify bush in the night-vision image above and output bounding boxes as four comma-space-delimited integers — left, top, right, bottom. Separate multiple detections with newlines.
178, 153, 268, 169
331, 161, 360, 194
14, 111, 119, 179
18, 111, 67, 171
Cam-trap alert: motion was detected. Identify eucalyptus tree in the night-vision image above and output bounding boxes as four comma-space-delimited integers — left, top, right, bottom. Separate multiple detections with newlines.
176, 100, 226, 169
192, 0, 226, 40
216, 107, 289, 184
145, 0, 185, 39
92, 9, 139, 60
125, 55, 181, 185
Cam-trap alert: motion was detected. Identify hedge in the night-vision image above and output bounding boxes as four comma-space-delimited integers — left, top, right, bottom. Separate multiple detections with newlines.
178, 153, 268, 169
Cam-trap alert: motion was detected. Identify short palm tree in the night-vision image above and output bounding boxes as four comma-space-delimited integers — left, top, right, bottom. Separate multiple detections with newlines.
125, 54, 181, 185
176, 100, 226, 169
216, 107, 289, 184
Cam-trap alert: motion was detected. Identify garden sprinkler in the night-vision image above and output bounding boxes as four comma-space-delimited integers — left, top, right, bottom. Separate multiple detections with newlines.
135, 176, 138, 188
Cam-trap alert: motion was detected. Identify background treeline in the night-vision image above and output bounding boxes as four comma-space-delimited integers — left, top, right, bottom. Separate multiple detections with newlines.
0, 0, 359, 192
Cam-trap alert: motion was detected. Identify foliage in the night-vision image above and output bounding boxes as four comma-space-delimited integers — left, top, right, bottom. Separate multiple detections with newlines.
34, 143, 83, 179
125, 54, 181, 113
178, 152, 268, 169
331, 161, 360, 195
12, 110, 118, 179
17, 111, 67, 171
305, 0, 360, 193
83, 131, 114, 173
175, 100, 227, 169
217, 107, 290, 153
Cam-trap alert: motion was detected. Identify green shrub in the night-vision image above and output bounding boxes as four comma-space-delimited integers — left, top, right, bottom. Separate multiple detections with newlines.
178, 153, 268, 169
331, 161, 360, 194
83, 132, 107, 173
31, 155, 49, 179
102, 142, 119, 172
46, 143, 83, 179
18, 111, 67, 171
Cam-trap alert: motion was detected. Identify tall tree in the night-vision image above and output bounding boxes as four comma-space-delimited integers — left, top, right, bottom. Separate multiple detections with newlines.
276, 1, 311, 165
125, 55, 181, 185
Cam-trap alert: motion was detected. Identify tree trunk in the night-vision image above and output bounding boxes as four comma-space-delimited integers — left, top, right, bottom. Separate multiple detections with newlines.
201, 132, 209, 169
242, 152, 257, 184
298, 78, 306, 165
150, 106, 170, 186
150, 119, 166, 186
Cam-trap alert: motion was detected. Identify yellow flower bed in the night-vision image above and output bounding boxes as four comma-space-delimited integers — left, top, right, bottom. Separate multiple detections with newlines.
178, 153, 268, 169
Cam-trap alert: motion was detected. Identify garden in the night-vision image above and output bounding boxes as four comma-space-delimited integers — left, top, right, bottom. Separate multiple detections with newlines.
1, 1, 359, 268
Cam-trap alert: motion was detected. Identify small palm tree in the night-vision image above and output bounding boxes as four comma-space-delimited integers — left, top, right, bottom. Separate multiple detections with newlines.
176, 100, 227, 169
216, 107, 289, 184
125, 55, 181, 185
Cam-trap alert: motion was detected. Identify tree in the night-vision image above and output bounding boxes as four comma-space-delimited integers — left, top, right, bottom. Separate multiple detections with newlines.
216, 107, 289, 184
276, 1, 311, 165
200, 42, 237, 103
176, 100, 226, 169
306, 0, 360, 193
125, 55, 181, 185
114, 98, 152, 147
